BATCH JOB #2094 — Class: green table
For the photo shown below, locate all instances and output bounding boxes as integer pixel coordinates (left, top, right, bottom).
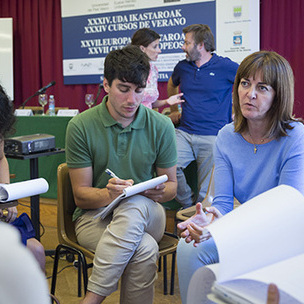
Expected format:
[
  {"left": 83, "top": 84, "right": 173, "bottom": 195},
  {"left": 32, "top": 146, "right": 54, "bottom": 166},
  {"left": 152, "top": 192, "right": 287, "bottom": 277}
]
[{"left": 7, "top": 116, "right": 73, "bottom": 199}]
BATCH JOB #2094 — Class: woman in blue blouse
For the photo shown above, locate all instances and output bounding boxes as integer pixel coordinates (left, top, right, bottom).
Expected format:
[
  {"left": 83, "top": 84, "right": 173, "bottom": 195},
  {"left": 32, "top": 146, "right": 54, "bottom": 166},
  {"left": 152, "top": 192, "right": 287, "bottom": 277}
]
[{"left": 176, "top": 50, "right": 304, "bottom": 303}]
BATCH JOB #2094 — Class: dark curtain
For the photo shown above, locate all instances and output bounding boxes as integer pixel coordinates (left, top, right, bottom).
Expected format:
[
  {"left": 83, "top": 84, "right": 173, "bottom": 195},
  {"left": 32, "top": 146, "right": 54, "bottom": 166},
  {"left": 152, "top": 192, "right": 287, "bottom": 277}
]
[
  {"left": 0, "top": 0, "right": 101, "bottom": 111},
  {"left": 0, "top": 0, "right": 304, "bottom": 117},
  {"left": 260, "top": 0, "right": 304, "bottom": 118}
]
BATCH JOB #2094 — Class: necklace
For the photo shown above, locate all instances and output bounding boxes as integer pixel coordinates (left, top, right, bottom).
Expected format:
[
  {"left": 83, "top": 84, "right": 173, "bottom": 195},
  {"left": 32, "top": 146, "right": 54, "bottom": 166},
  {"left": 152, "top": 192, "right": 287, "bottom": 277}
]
[{"left": 248, "top": 132, "right": 265, "bottom": 154}]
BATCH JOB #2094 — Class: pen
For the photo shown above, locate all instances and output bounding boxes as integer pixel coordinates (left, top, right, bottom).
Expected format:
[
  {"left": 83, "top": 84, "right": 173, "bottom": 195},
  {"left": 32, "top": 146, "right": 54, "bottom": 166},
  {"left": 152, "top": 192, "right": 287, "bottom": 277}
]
[{"left": 105, "top": 168, "right": 119, "bottom": 179}]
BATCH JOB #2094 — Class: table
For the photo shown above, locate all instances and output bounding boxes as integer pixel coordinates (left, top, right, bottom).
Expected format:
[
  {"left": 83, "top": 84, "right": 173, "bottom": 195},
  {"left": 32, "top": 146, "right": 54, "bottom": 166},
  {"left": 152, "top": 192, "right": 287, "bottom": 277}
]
[
  {"left": 7, "top": 116, "right": 73, "bottom": 198},
  {"left": 6, "top": 149, "right": 65, "bottom": 241}
]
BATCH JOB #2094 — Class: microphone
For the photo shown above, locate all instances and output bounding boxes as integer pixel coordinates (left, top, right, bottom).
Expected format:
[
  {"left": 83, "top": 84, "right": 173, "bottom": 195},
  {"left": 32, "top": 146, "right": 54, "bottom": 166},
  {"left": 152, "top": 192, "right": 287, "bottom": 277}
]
[
  {"left": 94, "top": 83, "right": 104, "bottom": 106},
  {"left": 37, "top": 81, "right": 56, "bottom": 94},
  {"left": 21, "top": 81, "right": 56, "bottom": 108}
]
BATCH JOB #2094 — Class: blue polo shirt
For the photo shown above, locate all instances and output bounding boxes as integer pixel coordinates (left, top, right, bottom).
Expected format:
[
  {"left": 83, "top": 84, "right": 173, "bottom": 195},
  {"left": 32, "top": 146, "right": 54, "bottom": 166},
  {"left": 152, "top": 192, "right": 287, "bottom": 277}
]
[{"left": 171, "top": 54, "right": 238, "bottom": 136}]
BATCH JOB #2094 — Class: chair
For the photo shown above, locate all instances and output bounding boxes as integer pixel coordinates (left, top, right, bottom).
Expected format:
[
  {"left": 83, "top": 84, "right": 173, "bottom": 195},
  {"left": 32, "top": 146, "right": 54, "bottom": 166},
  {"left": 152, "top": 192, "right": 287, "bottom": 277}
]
[
  {"left": 50, "top": 294, "right": 61, "bottom": 304},
  {"left": 175, "top": 166, "right": 215, "bottom": 222},
  {"left": 51, "top": 163, "right": 94, "bottom": 299},
  {"left": 158, "top": 232, "right": 178, "bottom": 295},
  {"left": 51, "top": 163, "right": 178, "bottom": 298}
]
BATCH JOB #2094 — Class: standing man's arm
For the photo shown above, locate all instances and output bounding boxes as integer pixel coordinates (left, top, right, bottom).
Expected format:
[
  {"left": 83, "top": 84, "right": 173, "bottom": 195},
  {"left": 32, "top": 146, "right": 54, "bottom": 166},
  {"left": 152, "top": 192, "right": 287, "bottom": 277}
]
[
  {"left": 167, "top": 77, "right": 181, "bottom": 124},
  {"left": 142, "top": 165, "right": 177, "bottom": 203},
  {"left": 69, "top": 166, "right": 133, "bottom": 209}
]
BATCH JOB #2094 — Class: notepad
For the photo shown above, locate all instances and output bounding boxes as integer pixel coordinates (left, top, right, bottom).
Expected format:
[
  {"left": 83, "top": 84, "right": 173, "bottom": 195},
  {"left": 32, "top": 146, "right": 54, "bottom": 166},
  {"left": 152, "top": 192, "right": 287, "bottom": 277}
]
[{"left": 93, "top": 174, "right": 168, "bottom": 220}]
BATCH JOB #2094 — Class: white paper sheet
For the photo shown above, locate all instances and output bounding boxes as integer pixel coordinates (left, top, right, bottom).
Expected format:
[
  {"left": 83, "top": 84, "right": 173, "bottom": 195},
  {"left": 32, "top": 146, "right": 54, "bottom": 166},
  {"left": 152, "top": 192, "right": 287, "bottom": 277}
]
[
  {"left": 0, "top": 178, "right": 49, "bottom": 202},
  {"left": 94, "top": 174, "right": 168, "bottom": 219},
  {"left": 205, "top": 185, "right": 304, "bottom": 303},
  {"left": 206, "top": 185, "right": 304, "bottom": 282}
]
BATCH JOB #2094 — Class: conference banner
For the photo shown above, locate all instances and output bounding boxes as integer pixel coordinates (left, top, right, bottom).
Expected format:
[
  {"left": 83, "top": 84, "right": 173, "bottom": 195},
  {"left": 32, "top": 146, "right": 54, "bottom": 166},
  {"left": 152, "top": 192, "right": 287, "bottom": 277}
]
[
  {"left": 216, "top": 0, "right": 260, "bottom": 64},
  {"left": 61, "top": 0, "right": 259, "bottom": 85}
]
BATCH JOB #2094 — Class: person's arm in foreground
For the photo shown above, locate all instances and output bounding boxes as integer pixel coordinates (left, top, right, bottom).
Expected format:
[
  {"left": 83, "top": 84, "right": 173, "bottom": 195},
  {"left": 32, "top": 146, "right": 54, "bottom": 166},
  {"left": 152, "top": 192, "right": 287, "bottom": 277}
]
[
  {"left": 69, "top": 166, "right": 134, "bottom": 209},
  {"left": 167, "top": 77, "right": 181, "bottom": 124},
  {"left": 142, "top": 165, "right": 177, "bottom": 203},
  {"left": 0, "top": 140, "right": 17, "bottom": 223}
]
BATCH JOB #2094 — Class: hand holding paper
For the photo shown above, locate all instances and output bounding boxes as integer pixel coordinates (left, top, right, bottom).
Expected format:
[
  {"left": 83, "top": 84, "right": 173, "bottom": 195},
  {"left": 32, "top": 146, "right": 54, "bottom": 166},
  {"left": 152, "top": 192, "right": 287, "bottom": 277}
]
[
  {"left": 106, "top": 174, "right": 134, "bottom": 201},
  {"left": 94, "top": 174, "right": 168, "bottom": 220}
]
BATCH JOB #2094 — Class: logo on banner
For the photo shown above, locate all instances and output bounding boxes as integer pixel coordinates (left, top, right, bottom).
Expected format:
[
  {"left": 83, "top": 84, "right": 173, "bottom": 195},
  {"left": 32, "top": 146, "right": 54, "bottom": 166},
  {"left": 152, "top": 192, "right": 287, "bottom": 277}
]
[
  {"left": 233, "top": 31, "right": 242, "bottom": 46},
  {"left": 233, "top": 6, "right": 242, "bottom": 18}
]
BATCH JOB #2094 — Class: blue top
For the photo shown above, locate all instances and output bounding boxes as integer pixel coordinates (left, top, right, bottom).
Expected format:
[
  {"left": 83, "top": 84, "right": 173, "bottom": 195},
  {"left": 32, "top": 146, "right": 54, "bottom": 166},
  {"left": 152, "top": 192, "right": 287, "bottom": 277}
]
[
  {"left": 171, "top": 54, "right": 239, "bottom": 135},
  {"left": 212, "top": 122, "right": 304, "bottom": 215}
]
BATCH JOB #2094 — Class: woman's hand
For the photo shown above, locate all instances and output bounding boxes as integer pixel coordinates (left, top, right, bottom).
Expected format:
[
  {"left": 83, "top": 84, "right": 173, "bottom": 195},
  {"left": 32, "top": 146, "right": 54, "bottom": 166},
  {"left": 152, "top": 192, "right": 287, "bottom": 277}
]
[
  {"left": 188, "top": 206, "right": 223, "bottom": 246},
  {"left": 177, "top": 203, "right": 223, "bottom": 246},
  {"left": 167, "top": 93, "right": 184, "bottom": 106},
  {"left": 187, "top": 222, "right": 212, "bottom": 247},
  {"left": 177, "top": 203, "right": 211, "bottom": 239}
]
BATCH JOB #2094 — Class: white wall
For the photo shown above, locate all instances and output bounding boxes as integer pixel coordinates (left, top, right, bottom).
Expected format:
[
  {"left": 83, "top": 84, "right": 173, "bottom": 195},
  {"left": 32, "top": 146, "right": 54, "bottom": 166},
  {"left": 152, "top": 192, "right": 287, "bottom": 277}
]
[{"left": 0, "top": 18, "right": 14, "bottom": 100}]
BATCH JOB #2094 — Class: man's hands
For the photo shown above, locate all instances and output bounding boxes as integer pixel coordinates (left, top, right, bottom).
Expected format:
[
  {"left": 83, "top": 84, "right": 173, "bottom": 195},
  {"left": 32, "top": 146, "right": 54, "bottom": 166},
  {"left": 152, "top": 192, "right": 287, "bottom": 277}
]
[
  {"left": 177, "top": 203, "right": 223, "bottom": 247},
  {"left": 107, "top": 178, "right": 170, "bottom": 203},
  {"left": 142, "top": 182, "right": 166, "bottom": 202},
  {"left": 106, "top": 177, "right": 134, "bottom": 201}
]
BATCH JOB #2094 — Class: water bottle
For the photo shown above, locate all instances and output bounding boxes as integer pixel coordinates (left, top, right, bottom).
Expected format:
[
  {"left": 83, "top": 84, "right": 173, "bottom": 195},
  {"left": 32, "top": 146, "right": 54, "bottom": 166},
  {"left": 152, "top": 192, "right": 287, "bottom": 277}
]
[
  {"left": 48, "top": 95, "right": 55, "bottom": 116},
  {"left": 178, "top": 103, "right": 182, "bottom": 113}
]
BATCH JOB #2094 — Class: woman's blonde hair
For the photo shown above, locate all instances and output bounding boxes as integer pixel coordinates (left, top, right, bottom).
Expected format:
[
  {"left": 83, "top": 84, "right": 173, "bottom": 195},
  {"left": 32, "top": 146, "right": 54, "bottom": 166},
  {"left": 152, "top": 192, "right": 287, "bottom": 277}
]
[{"left": 233, "top": 50, "right": 295, "bottom": 138}]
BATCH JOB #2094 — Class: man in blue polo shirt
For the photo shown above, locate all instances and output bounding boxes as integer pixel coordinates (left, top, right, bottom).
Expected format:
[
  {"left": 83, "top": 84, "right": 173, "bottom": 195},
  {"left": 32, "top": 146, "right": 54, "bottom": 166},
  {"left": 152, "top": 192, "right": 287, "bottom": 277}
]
[{"left": 168, "top": 24, "right": 238, "bottom": 209}]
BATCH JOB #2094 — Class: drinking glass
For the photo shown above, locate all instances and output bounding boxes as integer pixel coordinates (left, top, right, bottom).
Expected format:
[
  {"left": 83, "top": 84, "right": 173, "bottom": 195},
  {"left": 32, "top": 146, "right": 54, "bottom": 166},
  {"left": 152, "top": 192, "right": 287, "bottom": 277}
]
[
  {"left": 38, "top": 94, "right": 48, "bottom": 115},
  {"left": 85, "top": 94, "right": 94, "bottom": 108}
]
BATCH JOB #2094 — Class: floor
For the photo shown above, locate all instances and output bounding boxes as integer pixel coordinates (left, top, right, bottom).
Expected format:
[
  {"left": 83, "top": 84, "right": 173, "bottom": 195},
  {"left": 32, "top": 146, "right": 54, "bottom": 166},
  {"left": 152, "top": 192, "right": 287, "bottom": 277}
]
[{"left": 17, "top": 198, "right": 182, "bottom": 304}]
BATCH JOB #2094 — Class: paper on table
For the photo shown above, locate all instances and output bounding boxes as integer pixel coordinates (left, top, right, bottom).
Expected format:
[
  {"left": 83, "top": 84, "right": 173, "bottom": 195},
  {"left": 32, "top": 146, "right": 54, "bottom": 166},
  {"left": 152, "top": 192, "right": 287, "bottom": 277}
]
[
  {"left": 205, "top": 185, "right": 304, "bottom": 283},
  {"left": 94, "top": 174, "right": 168, "bottom": 220},
  {"left": 0, "top": 178, "right": 49, "bottom": 202}
]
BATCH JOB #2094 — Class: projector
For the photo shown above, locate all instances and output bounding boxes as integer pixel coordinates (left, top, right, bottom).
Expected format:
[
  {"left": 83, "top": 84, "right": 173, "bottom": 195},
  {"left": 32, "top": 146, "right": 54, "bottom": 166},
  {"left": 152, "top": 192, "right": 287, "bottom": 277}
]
[{"left": 4, "top": 134, "right": 56, "bottom": 155}]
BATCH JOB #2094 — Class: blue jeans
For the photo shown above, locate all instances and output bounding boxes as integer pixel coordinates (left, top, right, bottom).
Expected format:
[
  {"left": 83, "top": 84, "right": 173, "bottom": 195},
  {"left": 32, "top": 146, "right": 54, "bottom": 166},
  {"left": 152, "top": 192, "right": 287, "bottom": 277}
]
[
  {"left": 175, "top": 129, "right": 216, "bottom": 208},
  {"left": 177, "top": 238, "right": 219, "bottom": 304}
]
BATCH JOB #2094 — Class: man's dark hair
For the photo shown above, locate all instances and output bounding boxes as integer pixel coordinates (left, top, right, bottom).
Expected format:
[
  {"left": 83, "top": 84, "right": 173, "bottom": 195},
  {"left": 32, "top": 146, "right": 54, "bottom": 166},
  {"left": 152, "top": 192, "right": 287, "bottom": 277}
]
[
  {"left": 104, "top": 45, "right": 150, "bottom": 87},
  {"left": 0, "top": 85, "right": 15, "bottom": 138}
]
